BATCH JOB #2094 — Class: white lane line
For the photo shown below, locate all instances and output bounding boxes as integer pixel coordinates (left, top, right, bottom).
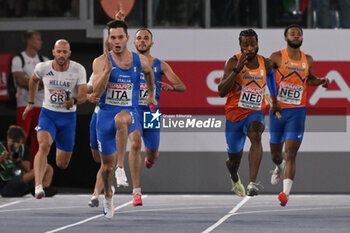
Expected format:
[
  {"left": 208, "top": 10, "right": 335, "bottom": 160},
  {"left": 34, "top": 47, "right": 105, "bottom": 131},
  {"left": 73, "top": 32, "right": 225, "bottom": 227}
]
[
  {"left": 0, "top": 200, "right": 24, "bottom": 209},
  {"left": 0, "top": 205, "right": 81, "bottom": 213},
  {"left": 45, "top": 195, "right": 148, "bottom": 233},
  {"left": 201, "top": 196, "right": 251, "bottom": 233}
]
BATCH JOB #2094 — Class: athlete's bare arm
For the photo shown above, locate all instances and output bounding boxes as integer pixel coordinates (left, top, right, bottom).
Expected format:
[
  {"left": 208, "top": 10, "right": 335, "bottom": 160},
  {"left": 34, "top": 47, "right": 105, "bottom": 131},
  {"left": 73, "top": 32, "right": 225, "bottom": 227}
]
[
  {"left": 264, "top": 57, "right": 281, "bottom": 114},
  {"left": 158, "top": 61, "right": 186, "bottom": 92},
  {"left": 22, "top": 74, "right": 40, "bottom": 119},
  {"left": 139, "top": 54, "right": 157, "bottom": 106},
  {"left": 269, "top": 51, "right": 282, "bottom": 69},
  {"left": 218, "top": 55, "right": 243, "bottom": 97},
  {"left": 87, "top": 84, "right": 93, "bottom": 94},
  {"left": 306, "top": 54, "right": 330, "bottom": 87},
  {"left": 64, "top": 84, "right": 87, "bottom": 108},
  {"left": 92, "top": 48, "right": 113, "bottom": 98}
]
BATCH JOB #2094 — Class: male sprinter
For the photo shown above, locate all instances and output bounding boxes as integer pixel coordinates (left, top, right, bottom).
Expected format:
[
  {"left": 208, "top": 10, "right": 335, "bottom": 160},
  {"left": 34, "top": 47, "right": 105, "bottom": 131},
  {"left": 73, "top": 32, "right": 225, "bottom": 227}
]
[
  {"left": 23, "top": 39, "right": 87, "bottom": 199},
  {"left": 113, "top": 28, "right": 187, "bottom": 206},
  {"left": 218, "top": 29, "right": 281, "bottom": 197},
  {"left": 92, "top": 20, "right": 156, "bottom": 218},
  {"left": 134, "top": 28, "right": 186, "bottom": 168},
  {"left": 269, "top": 24, "right": 329, "bottom": 206}
]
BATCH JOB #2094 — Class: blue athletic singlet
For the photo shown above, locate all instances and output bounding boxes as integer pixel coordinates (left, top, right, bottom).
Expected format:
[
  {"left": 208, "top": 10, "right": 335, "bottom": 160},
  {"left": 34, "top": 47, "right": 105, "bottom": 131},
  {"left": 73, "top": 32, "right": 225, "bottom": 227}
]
[
  {"left": 138, "top": 58, "right": 162, "bottom": 149},
  {"left": 97, "top": 52, "right": 142, "bottom": 155},
  {"left": 99, "top": 52, "right": 142, "bottom": 110},
  {"left": 138, "top": 58, "right": 162, "bottom": 109}
]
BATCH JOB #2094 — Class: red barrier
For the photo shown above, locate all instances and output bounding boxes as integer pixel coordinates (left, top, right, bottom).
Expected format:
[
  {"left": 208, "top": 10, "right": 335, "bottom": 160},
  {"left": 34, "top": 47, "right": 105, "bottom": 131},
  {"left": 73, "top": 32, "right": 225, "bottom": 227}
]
[{"left": 0, "top": 53, "right": 14, "bottom": 101}]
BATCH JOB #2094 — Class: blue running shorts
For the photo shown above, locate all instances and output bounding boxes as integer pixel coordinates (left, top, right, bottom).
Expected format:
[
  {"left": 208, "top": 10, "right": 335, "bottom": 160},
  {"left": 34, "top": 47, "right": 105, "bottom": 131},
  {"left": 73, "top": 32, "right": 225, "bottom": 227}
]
[
  {"left": 37, "top": 108, "right": 76, "bottom": 152},
  {"left": 89, "top": 112, "right": 98, "bottom": 150},
  {"left": 225, "top": 111, "right": 265, "bottom": 154},
  {"left": 137, "top": 107, "right": 160, "bottom": 150},
  {"left": 97, "top": 107, "right": 141, "bottom": 155},
  {"left": 269, "top": 107, "right": 306, "bottom": 144}
]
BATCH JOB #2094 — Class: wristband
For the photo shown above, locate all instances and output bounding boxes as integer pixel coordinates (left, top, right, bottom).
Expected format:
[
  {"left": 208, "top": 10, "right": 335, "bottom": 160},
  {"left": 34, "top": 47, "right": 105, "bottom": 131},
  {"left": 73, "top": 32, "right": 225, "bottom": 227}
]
[
  {"left": 73, "top": 97, "right": 78, "bottom": 105},
  {"left": 28, "top": 101, "right": 34, "bottom": 104},
  {"left": 233, "top": 67, "right": 239, "bottom": 74}
]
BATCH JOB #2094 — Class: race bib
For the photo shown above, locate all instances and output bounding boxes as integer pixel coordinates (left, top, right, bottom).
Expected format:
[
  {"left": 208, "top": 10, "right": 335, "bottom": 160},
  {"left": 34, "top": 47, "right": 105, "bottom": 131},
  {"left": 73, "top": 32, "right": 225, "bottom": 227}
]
[
  {"left": 49, "top": 89, "right": 65, "bottom": 106},
  {"left": 105, "top": 83, "right": 133, "bottom": 106},
  {"left": 278, "top": 81, "right": 303, "bottom": 105},
  {"left": 238, "top": 86, "right": 263, "bottom": 110},
  {"left": 139, "top": 83, "right": 156, "bottom": 106}
]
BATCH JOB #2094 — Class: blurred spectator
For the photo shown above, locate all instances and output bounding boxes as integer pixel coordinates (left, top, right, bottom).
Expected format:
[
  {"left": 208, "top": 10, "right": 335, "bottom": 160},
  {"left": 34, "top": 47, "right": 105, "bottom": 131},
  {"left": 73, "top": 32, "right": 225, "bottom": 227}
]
[
  {"left": 154, "top": 0, "right": 203, "bottom": 27},
  {"left": 0, "top": 0, "right": 78, "bottom": 18},
  {"left": 11, "top": 30, "right": 49, "bottom": 167},
  {"left": 0, "top": 125, "right": 54, "bottom": 197},
  {"left": 316, "top": 0, "right": 350, "bottom": 28},
  {"left": 211, "top": 0, "right": 259, "bottom": 27}
]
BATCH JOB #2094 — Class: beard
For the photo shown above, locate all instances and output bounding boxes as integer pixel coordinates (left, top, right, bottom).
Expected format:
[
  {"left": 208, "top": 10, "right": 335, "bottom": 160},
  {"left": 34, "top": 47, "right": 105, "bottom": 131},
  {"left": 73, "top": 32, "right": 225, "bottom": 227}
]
[
  {"left": 56, "top": 57, "right": 67, "bottom": 66},
  {"left": 136, "top": 45, "right": 150, "bottom": 54},
  {"left": 287, "top": 39, "right": 303, "bottom": 49},
  {"left": 241, "top": 46, "right": 259, "bottom": 61}
]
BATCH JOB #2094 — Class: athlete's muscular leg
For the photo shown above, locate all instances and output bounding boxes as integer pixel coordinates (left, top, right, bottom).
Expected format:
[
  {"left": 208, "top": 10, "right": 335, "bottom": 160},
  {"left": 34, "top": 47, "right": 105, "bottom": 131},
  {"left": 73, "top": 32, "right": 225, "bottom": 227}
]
[
  {"left": 91, "top": 149, "right": 103, "bottom": 196},
  {"left": 115, "top": 110, "right": 132, "bottom": 168},
  {"left": 226, "top": 150, "right": 243, "bottom": 182},
  {"left": 145, "top": 147, "right": 159, "bottom": 164},
  {"left": 128, "top": 130, "right": 142, "bottom": 188},
  {"left": 270, "top": 142, "right": 284, "bottom": 166},
  {"left": 284, "top": 139, "right": 301, "bottom": 180},
  {"left": 91, "top": 149, "right": 101, "bottom": 163},
  {"left": 42, "top": 164, "right": 54, "bottom": 188},
  {"left": 101, "top": 153, "right": 115, "bottom": 199},
  {"left": 56, "top": 149, "right": 72, "bottom": 169},
  {"left": 93, "top": 165, "right": 104, "bottom": 196},
  {"left": 246, "top": 122, "right": 264, "bottom": 183},
  {"left": 34, "top": 130, "right": 53, "bottom": 186}
]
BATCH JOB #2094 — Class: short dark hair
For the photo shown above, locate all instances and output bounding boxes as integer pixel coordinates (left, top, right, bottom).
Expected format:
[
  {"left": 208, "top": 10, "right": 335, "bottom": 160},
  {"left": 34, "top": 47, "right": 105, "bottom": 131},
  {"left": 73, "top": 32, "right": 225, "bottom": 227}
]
[
  {"left": 284, "top": 24, "right": 303, "bottom": 36},
  {"left": 239, "top": 29, "right": 258, "bottom": 44},
  {"left": 23, "top": 30, "right": 40, "bottom": 43},
  {"left": 107, "top": 20, "right": 128, "bottom": 35},
  {"left": 135, "top": 28, "right": 153, "bottom": 40},
  {"left": 7, "top": 125, "right": 26, "bottom": 142}
]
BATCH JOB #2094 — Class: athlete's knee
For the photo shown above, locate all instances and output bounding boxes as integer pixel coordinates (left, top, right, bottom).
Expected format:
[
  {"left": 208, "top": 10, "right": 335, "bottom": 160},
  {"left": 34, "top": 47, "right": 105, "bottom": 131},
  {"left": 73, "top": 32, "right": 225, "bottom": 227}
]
[
  {"left": 115, "top": 112, "right": 130, "bottom": 129},
  {"left": 102, "top": 163, "right": 114, "bottom": 174},
  {"left": 38, "top": 143, "right": 51, "bottom": 155},
  {"left": 56, "top": 160, "right": 69, "bottom": 169},
  {"left": 247, "top": 131, "right": 262, "bottom": 144},
  {"left": 130, "top": 138, "right": 141, "bottom": 153}
]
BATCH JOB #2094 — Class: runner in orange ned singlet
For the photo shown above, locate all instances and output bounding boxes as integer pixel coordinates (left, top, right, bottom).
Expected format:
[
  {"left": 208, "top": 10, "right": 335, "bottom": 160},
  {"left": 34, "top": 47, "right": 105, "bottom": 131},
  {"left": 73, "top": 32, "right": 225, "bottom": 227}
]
[
  {"left": 218, "top": 29, "right": 281, "bottom": 197},
  {"left": 269, "top": 24, "right": 330, "bottom": 207}
]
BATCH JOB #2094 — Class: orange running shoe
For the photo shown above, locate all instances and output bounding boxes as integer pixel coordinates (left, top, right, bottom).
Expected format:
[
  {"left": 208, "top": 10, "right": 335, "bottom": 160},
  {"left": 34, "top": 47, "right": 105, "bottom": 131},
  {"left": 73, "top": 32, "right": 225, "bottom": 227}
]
[
  {"left": 133, "top": 192, "right": 143, "bottom": 206},
  {"left": 278, "top": 192, "right": 288, "bottom": 207}
]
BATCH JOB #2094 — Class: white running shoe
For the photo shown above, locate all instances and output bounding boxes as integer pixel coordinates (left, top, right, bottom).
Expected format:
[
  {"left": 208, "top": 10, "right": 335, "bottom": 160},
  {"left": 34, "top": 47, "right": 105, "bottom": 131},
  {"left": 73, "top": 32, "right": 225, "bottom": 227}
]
[
  {"left": 115, "top": 167, "right": 129, "bottom": 187},
  {"left": 247, "top": 182, "right": 263, "bottom": 196},
  {"left": 88, "top": 195, "right": 99, "bottom": 207},
  {"left": 271, "top": 160, "right": 286, "bottom": 185},
  {"left": 103, "top": 186, "right": 115, "bottom": 218},
  {"left": 35, "top": 184, "right": 45, "bottom": 199}
]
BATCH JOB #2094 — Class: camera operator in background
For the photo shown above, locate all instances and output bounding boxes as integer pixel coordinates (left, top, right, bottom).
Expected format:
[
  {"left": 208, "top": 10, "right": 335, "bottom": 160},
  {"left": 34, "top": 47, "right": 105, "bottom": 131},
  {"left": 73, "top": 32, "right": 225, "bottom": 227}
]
[{"left": 0, "top": 125, "right": 54, "bottom": 197}]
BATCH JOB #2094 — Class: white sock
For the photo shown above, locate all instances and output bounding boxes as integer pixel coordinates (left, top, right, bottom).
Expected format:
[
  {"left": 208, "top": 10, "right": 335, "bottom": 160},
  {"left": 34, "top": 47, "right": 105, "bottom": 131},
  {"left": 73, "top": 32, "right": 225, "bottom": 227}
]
[
  {"left": 283, "top": 178, "right": 293, "bottom": 195},
  {"left": 35, "top": 184, "right": 43, "bottom": 191},
  {"left": 133, "top": 188, "right": 141, "bottom": 194}
]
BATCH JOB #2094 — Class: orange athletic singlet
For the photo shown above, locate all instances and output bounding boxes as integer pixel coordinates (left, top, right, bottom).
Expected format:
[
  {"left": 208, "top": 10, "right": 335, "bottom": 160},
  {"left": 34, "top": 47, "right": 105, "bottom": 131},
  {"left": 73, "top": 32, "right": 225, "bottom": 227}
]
[
  {"left": 275, "top": 48, "right": 309, "bottom": 108},
  {"left": 225, "top": 53, "right": 267, "bottom": 122}
]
